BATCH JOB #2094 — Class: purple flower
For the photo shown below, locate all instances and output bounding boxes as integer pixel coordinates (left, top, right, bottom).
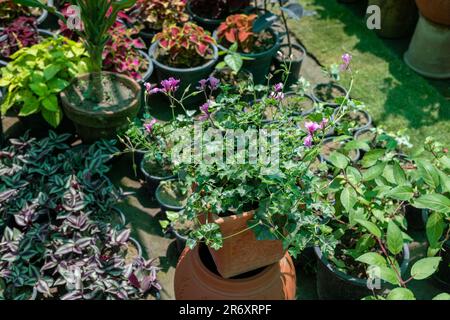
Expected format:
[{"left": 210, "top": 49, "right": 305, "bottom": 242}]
[
  {"left": 304, "top": 135, "right": 313, "bottom": 148},
  {"left": 144, "top": 82, "right": 152, "bottom": 93},
  {"left": 305, "top": 121, "right": 321, "bottom": 134},
  {"left": 199, "top": 101, "right": 211, "bottom": 121},
  {"left": 274, "top": 83, "right": 283, "bottom": 92},
  {"left": 320, "top": 118, "right": 329, "bottom": 130},
  {"left": 144, "top": 118, "right": 157, "bottom": 133},
  {"left": 160, "top": 77, "right": 180, "bottom": 93},
  {"left": 197, "top": 78, "right": 208, "bottom": 90},
  {"left": 208, "top": 76, "right": 220, "bottom": 91},
  {"left": 340, "top": 53, "right": 352, "bottom": 71}
]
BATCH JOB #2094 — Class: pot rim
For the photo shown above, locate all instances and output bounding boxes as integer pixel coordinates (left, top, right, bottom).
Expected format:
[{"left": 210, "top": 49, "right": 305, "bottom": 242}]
[
  {"left": 129, "top": 237, "right": 143, "bottom": 257},
  {"left": 277, "top": 43, "right": 307, "bottom": 63},
  {"left": 155, "top": 178, "right": 187, "bottom": 211},
  {"left": 334, "top": 108, "right": 373, "bottom": 132},
  {"left": 60, "top": 71, "right": 141, "bottom": 116},
  {"left": 149, "top": 40, "right": 219, "bottom": 73},
  {"left": 314, "top": 243, "right": 410, "bottom": 287},
  {"left": 139, "top": 156, "right": 176, "bottom": 181},
  {"left": 283, "top": 91, "right": 317, "bottom": 117},
  {"left": 213, "top": 28, "right": 281, "bottom": 59},
  {"left": 138, "top": 50, "right": 154, "bottom": 84},
  {"left": 312, "top": 82, "right": 349, "bottom": 107}
]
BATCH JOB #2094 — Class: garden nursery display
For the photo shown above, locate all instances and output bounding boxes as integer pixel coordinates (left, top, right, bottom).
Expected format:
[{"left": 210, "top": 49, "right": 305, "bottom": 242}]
[{"left": 0, "top": 0, "right": 449, "bottom": 305}]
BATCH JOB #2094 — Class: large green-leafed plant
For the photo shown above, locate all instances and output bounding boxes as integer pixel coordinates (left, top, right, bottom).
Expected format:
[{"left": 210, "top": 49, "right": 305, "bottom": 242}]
[
  {"left": 0, "top": 37, "right": 88, "bottom": 127},
  {"left": 14, "top": 0, "right": 137, "bottom": 102}
]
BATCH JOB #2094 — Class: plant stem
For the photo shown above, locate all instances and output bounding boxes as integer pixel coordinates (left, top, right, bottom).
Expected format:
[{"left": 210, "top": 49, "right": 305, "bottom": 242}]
[
  {"left": 278, "top": 0, "right": 292, "bottom": 56},
  {"left": 376, "top": 237, "right": 406, "bottom": 288}
]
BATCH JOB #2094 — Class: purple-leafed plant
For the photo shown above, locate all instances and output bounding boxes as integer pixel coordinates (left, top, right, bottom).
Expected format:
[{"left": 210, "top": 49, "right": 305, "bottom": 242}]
[
  {"left": 0, "top": 131, "right": 161, "bottom": 300},
  {"left": 0, "top": 16, "right": 39, "bottom": 59}
]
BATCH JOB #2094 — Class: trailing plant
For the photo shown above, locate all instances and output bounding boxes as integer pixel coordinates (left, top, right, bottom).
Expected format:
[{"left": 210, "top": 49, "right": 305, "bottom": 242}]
[
  {"left": 153, "top": 23, "right": 216, "bottom": 68},
  {"left": 0, "top": 131, "right": 161, "bottom": 300},
  {"left": 130, "top": 0, "right": 189, "bottom": 31},
  {"left": 0, "top": 16, "right": 39, "bottom": 59},
  {"left": 0, "top": 36, "right": 88, "bottom": 127}
]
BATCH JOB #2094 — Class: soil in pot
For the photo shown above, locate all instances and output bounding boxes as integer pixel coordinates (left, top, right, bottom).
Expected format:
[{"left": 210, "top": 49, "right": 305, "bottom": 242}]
[
  {"left": 61, "top": 72, "right": 141, "bottom": 143},
  {"left": 141, "top": 156, "right": 175, "bottom": 197},
  {"left": 320, "top": 138, "right": 360, "bottom": 163},
  {"left": 281, "top": 93, "right": 315, "bottom": 116},
  {"left": 336, "top": 110, "right": 372, "bottom": 133},
  {"left": 313, "top": 83, "right": 347, "bottom": 107},
  {"left": 156, "top": 179, "right": 191, "bottom": 212},
  {"left": 211, "top": 67, "right": 253, "bottom": 89}
]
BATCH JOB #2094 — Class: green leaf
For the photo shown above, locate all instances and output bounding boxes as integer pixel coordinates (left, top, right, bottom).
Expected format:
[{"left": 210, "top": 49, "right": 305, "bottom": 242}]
[
  {"left": 344, "top": 140, "right": 370, "bottom": 152},
  {"left": 355, "top": 219, "right": 382, "bottom": 238},
  {"left": 224, "top": 53, "right": 243, "bottom": 74},
  {"left": 43, "top": 64, "right": 61, "bottom": 80},
  {"left": 438, "top": 169, "right": 450, "bottom": 193},
  {"left": 362, "top": 162, "right": 386, "bottom": 181},
  {"left": 18, "top": 95, "right": 40, "bottom": 116},
  {"left": 387, "top": 220, "right": 403, "bottom": 255},
  {"left": 368, "top": 265, "right": 400, "bottom": 285},
  {"left": 29, "top": 82, "right": 48, "bottom": 97},
  {"left": 387, "top": 288, "right": 415, "bottom": 300},
  {"left": 433, "top": 293, "right": 450, "bottom": 300},
  {"left": 411, "top": 257, "right": 442, "bottom": 280},
  {"left": 328, "top": 151, "right": 348, "bottom": 169},
  {"left": 426, "top": 212, "right": 445, "bottom": 248},
  {"left": 416, "top": 159, "right": 440, "bottom": 189},
  {"left": 356, "top": 252, "right": 387, "bottom": 267},
  {"left": 340, "top": 186, "right": 357, "bottom": 212},
  {"left": 393, "top": 162, "right": 406, "bottom": 185},
  {"left": 42, "top": 95, "right": 58, "bottom": 112},
  {"left": 346, "top": 166, "right": 362, "bottom": 185},
  {"left": 41, "top": 107, "right": 62, "bottom": 128},
  {"left": 413, "top": 194, "right": 450, "bottom": 213},
  {"left": 48, "top": 78, "right": 70, "bottom": 92},
  {"left": 386, "top": 186, "right": 414, "bottom": 201},
  {"left": 361, "top": 149, "right": 385, "bottom": 168}
]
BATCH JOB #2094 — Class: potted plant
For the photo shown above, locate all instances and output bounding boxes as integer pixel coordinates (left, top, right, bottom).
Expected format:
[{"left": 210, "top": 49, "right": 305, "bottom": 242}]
[
  {"left": 0, "top": 17, "right": 55, "bottom": 62},
  {"left": 160, "top": 210, "right": 195, "bottom": 257},
  {"left": 314, "top": 142, "right": 446, "bottom": 299},
  {"left": 312, "top": 82, "right": 348, "bottom": 108},
  {"left": 16, "top": 0, "right": 143, "bottom": 143},
  {"left": 155, "top": 179, "right": 191, "bottom": 215},
  {"left": 126, "top": 0, "right": 189, "bottom": 44},
  {"left": 0, "top": 36, "right": 88, "bottom": 132},
  {"left": 149, "top": 22, "right": 218, "bottom": 99},
  {"left": 187, "top": 0, "right": 251, "bottom": 31},
  {"left": 408, "top": 137, "right": 450, "bottom": 290},
  {"left": 0, "top": 0, "right": 52, "bottom": 32},
  {"left": 214, "top": 13, "right": 280, "bottom": 84},
  {"left": 334, "top": 105, "right": 373, "bottom": 135},
  {"left": 0, "top": 131, "right": 161, "bottom": 300}
]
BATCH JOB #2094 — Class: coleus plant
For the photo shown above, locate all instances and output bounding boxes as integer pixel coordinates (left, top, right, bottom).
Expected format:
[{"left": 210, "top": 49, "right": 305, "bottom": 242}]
[
  {"left": 0, "top": 131, "right": 161, "bottom": 300},
  {"left": 0, "top": 0, "right": 34, "bottom": 27},
  {"left": 130, "top": 0, "right": 189, "bottom": 31},
  {"left": 0, "top": 16, "right": 39, "bottom": 59},
  {"left": 153, "top": 22, "right": 216, "bottom": 68},
  {"left": 0, "top": 36, "right": 88, "bottom": 127}
]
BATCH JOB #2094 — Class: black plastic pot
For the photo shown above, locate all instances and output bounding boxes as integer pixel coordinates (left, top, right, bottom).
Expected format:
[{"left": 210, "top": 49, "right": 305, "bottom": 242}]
[
  {"left": 214, "top": 28, "right": 281, "bottom": 85},
  {"left": 186, "top": 0, "right": 225, "bottom": 32},
  {"left": 155, "top": 178, "right": 186, "bottom": 216},
  {"left": 314, "top": 244, "right": 410, "bottom": 300},
  {"left": 149, "top": 40, "right": 218, "bottom": 102},
  {"left": 319, "top": 136, "right": 361, "bottom": 164},
  {"left": 405, "top": 205, "right": 429, "bottom": 231},
  {"left": 274, "top": 43, "right": 306, "bottom": 89},
  {"left": 312, "top": 83, "right": 348, "bottom": 108},
  {"left": 434, "top": 240, "right": 450, "bottom": 291},
  {"left": 140, "top": 158, "right": 176, "bottom": 198},
  {"left": 334, "top": 108, "right": 373, "bottom": 133}
]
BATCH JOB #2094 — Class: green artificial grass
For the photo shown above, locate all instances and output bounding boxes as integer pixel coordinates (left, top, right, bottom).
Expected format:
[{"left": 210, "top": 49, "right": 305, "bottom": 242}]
[{"left": 289, "top": 0, "right": 450, "bottom": 151}]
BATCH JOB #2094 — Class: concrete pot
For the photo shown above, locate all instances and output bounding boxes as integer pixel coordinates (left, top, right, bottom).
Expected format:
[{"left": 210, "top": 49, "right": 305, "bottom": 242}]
[
  {"left": 368, "top": 0, "right": 418, "bottom": 38},
  {"left": 404, "top": 14, "right": 450, "bottom": 79},
  {"left": 174, "top": 244, "right": 296, "bottom": 300},
  {"left": 416, "top": 0, "right": 450, "bottom": 26}
]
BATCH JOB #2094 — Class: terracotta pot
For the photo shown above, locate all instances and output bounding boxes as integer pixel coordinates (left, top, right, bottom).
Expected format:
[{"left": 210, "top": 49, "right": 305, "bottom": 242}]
[
  {"left": 416, "top": 0, "right": 450, "bottom": 26},
  {"left": 199, "top": 211, "right": 284, "bottom": 278},
  {"left": 174, "top": 244, "right": 296, "bottom": 300}
]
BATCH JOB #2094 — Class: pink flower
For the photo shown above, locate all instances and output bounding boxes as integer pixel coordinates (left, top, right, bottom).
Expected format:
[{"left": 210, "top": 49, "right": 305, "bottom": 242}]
[
  {"left": 208, "top": 76, "right": 220, "bottom": 91},
  {"left": 197, "top": 78, "right": 208, "bottom": 90},
  {"left": 274, "top": 83, "right": 283, "bottom": 92},
  {"left": 144, "top": 82, "right": 152, "bottom": 92},
  {"left": 199, "top": 101, "right": 211, "bottom": 121},
  {"left": 304, "top": 135, "right": 313, "bottom": 148},
  {"left": 160, "top": 77, "right": 180, "bottom": 93},
  {"left": 340, "top": 53, "right": 352, "bottom": 71},
  {"left": 305, "top": 121, "right": 321, "bottom": 134},
  {"left": 320, "top": 118, "right": 329, "bottom": 130},
  {"left": 144, "top": 119, "right": 157, "bottom": 133}
]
